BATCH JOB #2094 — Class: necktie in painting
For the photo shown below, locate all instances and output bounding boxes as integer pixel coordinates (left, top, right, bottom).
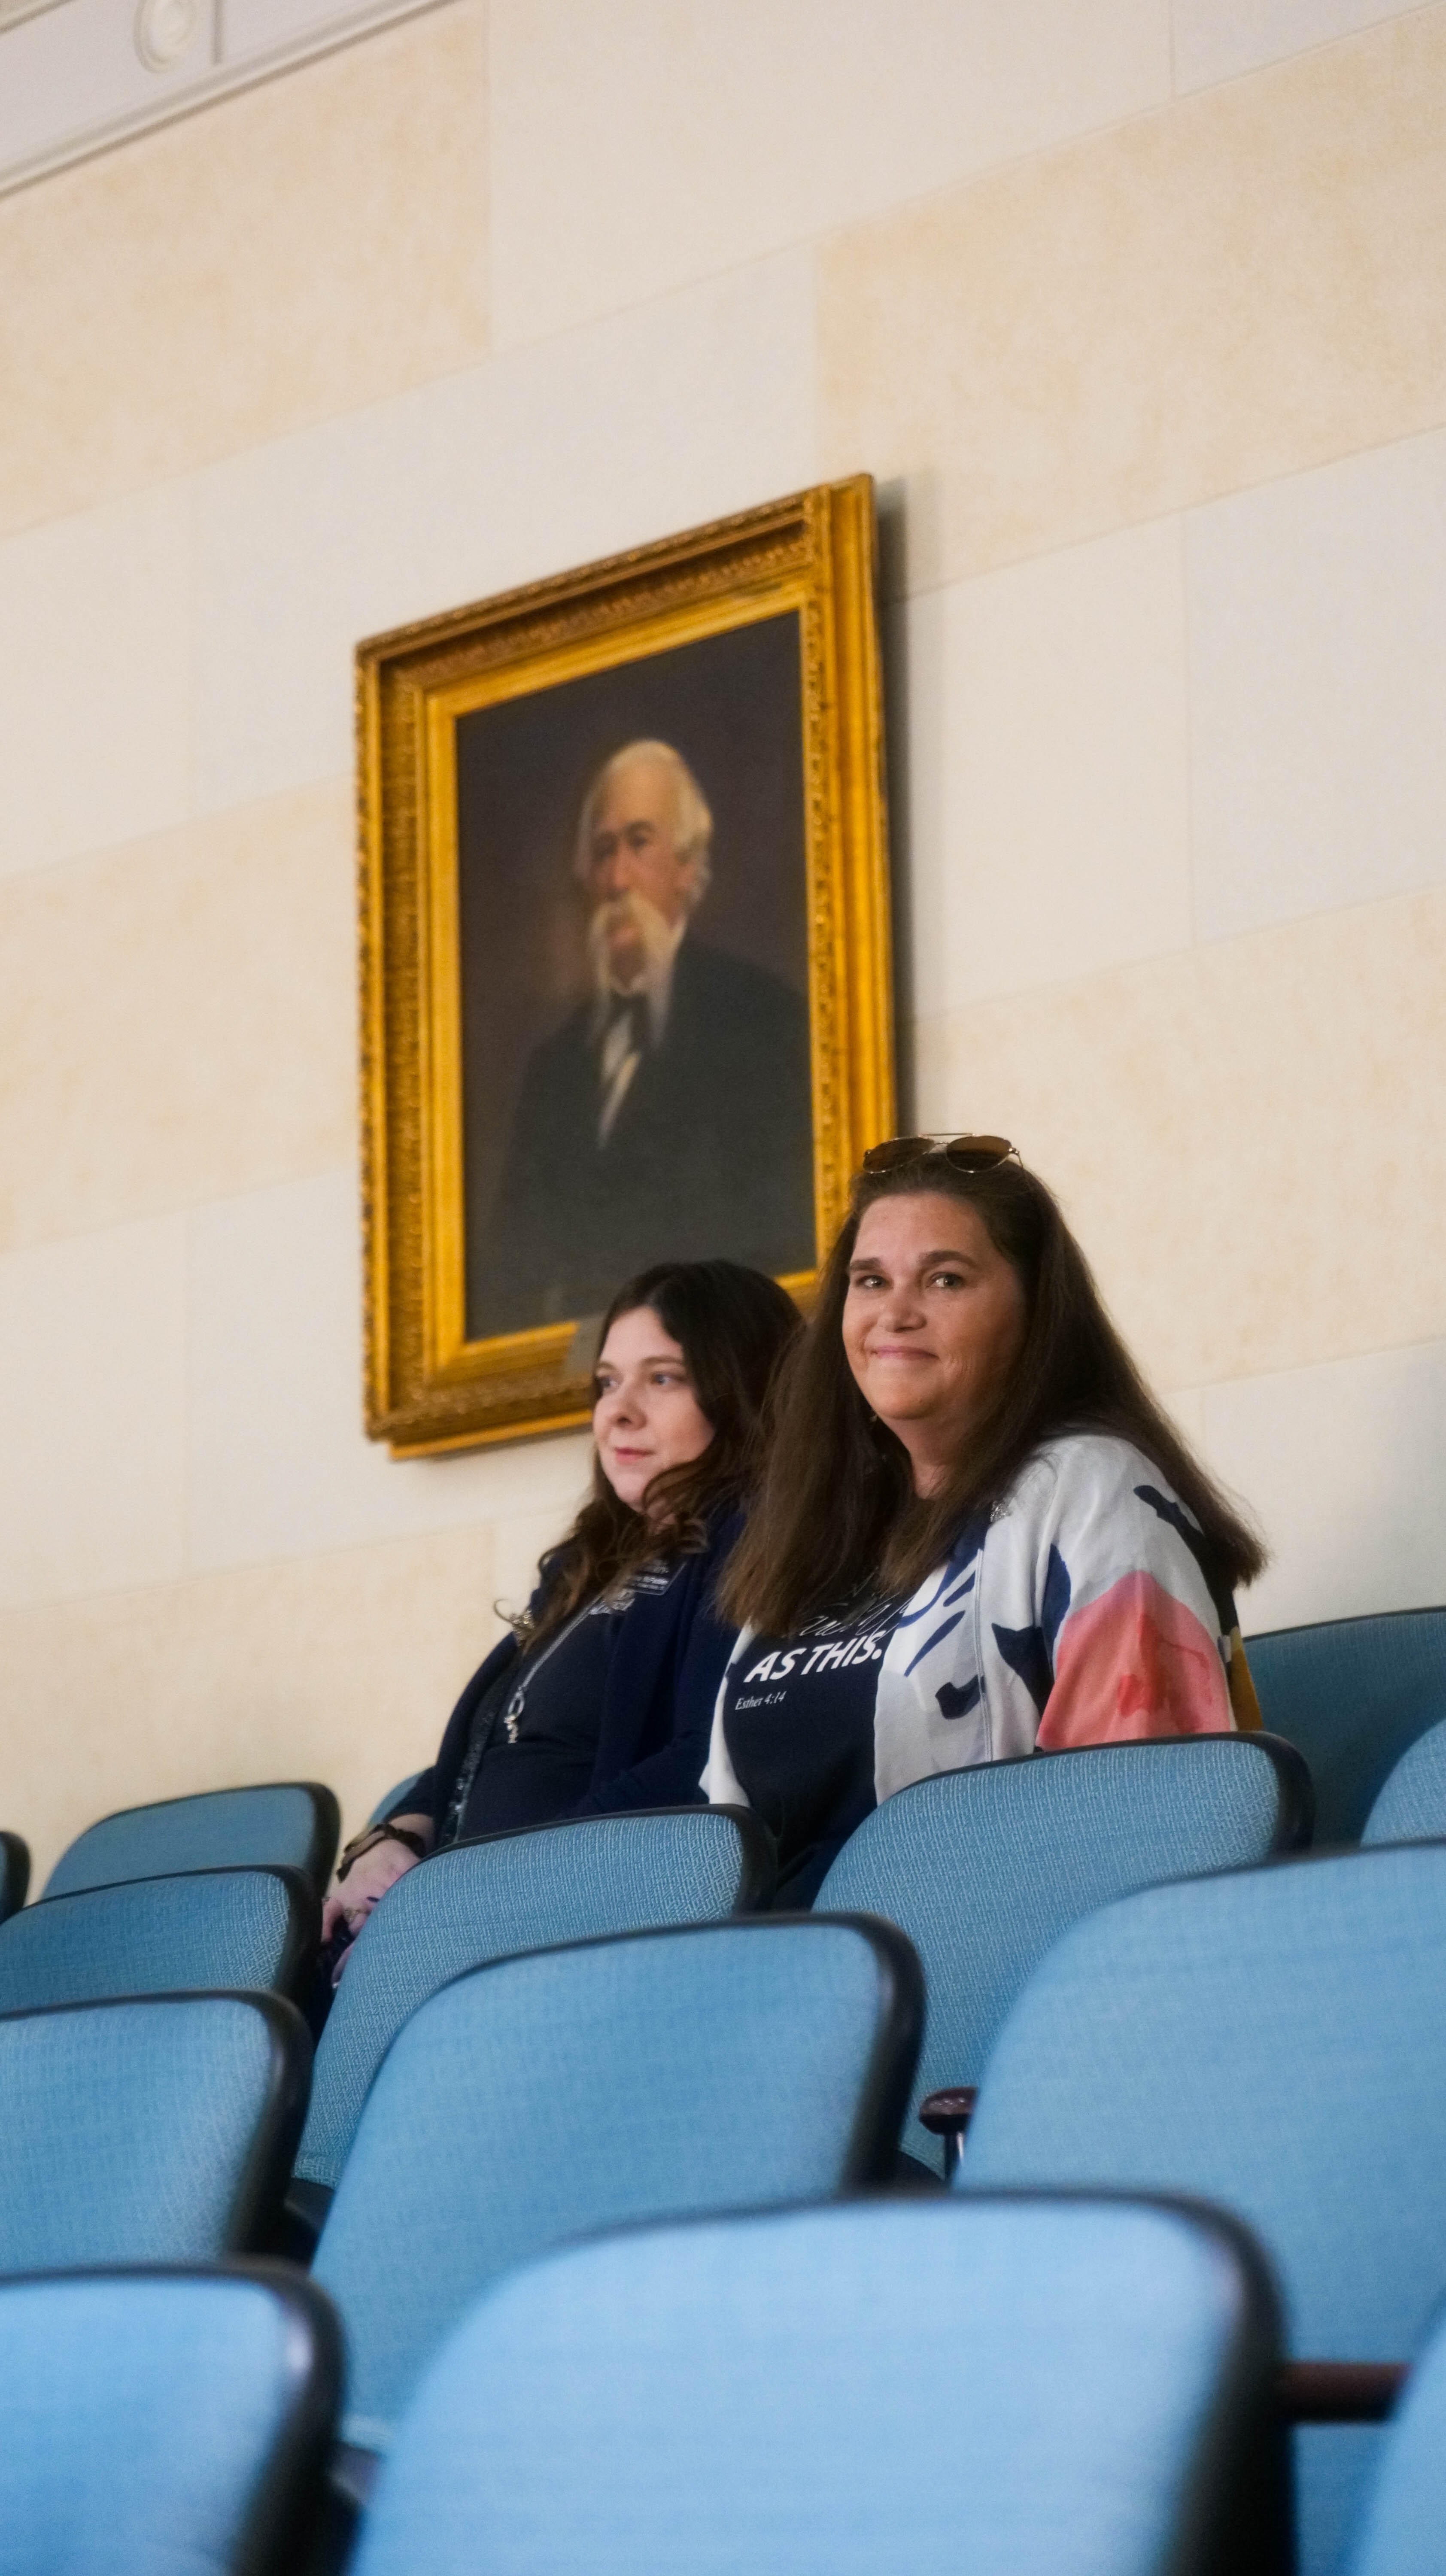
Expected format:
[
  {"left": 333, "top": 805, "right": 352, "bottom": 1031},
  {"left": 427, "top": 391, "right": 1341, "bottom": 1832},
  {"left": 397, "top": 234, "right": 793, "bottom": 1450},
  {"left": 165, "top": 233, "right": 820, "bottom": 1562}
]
[{"left": 598, "top": 992, "right": 648, "bottom": 1145}]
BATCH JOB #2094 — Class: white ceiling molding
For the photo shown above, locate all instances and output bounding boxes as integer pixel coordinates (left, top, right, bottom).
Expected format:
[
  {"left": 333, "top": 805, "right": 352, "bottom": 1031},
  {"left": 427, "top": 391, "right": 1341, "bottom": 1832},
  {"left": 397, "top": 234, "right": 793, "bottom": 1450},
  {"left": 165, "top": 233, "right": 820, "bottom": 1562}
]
[
  {"left": 0, "top": 0, "right": 452, "bottom": 194},
  {"left": 0, "top": 0, "right": 67, "bottom": 30}
]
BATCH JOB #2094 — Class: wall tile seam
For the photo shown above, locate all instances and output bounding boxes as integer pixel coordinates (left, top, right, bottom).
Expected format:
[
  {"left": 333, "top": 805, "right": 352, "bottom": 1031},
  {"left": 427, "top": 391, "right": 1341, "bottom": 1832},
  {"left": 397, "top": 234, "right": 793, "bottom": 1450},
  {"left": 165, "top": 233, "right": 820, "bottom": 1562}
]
[
  {"left": 10, "top": 163, "right": 1445, "bottom": 575},
  {"left": 0, "top": 334, "right": 495, "bottom": 557},
  {"left": 177, "top": 243, "right": 819, "bottom": 529},
  {"left": 0, "top": 454, "right": 199, "bottom": 560},
  {"left": 905, "top": 872, "right": 1446, "bottom": 1024},
  {"left": 0, "top": 1157, "right": 361, "bottom": 1268},
  {"left": 881, "top": 501, "right": 1179, "bottom": 610},
  {"left": 179, "top": 1186, "right": 199, "bottom": 1603},
  {"left": 483, "top": 4, "right": 1445, "bottom": 364},
  {"left": 1197, "top": 1326, "right": 1446, "bottom": 1405},
  {"left": 176, "top": 1523, "right": 509, "bottom": 1595},
  {"left": 0, "top": 0, "right": 493, "bottom": 541},
  {"left": 181, "top": 468, "right": 200, "bottom": 831},
  {"left": 6, "top": 1328, "right": 1443, "bottom": 1620},
  {"left": 1177, "top": 506, "right": 1203, "bottom": 951},
  {"left": 6, "top": 394, "right": 1439, "bottom": 636},
  {"left": 1182, "top": 1338, "right": 1446, "bottom": 1422},
  {"left": 0, "top": 237, "right": 808, "bottom": 551},
  {"left": 0, "top": 1513, "right": 507, "bottom": 1626},
  {"left": 0, "top": 766, "right": 351, "bottom": 893},
  {"left": 0, "top": 0, "right": 468, "bottom": 207},
  {"left": 811, "top": 0, "right": 1446, "bottom": 282},
  {"left": 0, "top": 366, "right": 407, "bottom": 547},
  {"left": 0, "top": 12, "right": 1436, "bottom": 547},
  {"left": 4, "top": 893, "right": 1433, "bottom": 1258},
  {"left": 0, "top": 816, "right": 192, "bottom": 893},
  {"left": 876, "top": 397, "right": 1446, "bottom": 607},
  {"left": 0, "top": 54, "right": 1208, "bottom": 535},
  {"left": 482, "top": 99, "right": 1172, "bottom": 370},
  {"left": 1169, "top": 0, "right": 1444, "bottom": 101}
]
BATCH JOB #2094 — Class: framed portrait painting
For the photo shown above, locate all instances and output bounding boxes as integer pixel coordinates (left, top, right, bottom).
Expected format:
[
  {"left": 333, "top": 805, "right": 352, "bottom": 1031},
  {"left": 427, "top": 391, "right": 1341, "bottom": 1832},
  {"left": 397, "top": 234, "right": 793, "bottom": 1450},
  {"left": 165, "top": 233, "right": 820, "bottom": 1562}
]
[{"left": 358, "top": 474, "right": 894, "bottom": 1455}]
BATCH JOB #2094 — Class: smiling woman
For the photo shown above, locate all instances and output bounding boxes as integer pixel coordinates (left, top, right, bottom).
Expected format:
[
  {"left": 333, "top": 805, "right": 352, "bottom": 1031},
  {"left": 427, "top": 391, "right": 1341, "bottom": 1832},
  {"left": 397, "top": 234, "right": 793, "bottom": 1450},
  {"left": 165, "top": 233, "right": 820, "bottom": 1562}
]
[
  {"left": 841, "top": 1196, "right": 1028, "bottom": 1497},
  {"left": 708, "top": 1142, "right": 1267, "bottom": 1905},
  {"left": 317, "top": 1260, "right": 799, "bottom": 1994}
]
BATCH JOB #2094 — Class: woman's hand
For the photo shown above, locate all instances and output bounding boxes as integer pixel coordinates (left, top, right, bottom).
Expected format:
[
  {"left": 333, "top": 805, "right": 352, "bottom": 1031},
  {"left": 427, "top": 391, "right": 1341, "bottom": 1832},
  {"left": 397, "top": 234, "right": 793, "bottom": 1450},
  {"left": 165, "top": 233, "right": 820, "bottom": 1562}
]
[{"left": 320, "top": 1814, "right": 432, "bottom": 1951}]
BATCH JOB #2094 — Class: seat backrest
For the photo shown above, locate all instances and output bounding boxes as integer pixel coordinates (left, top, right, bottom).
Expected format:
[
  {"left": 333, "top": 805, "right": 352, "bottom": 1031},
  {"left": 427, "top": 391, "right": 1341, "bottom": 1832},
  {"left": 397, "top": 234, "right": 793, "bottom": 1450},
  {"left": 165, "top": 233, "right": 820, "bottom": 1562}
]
[
  {"left": 962, "top": 1841, "right": 1446, "bottom": 2576},
  {"left": 1362, "top": 1717, "right": 1446, "bottom": 1848},
  {"left": 816, "top": 1734, "right": 1311, "bottom": 2171},
  {"left": 0, "top": 1867, "right": 317, "bottom": 2015},
  {"left": 353, "top": 2193, "right": 1278, "bottom": 2576},
  {"left": 297, "top": 1805, "right": 775, "bottom": 2190},
  {"left": 1247, "top": 1611, "right": 1446, "bottom": 1843},
  {"left": 0, "top": 1993, "right": 310, "bottom": 2268},
  {"left": 313, "top": 1912, "right": 920, "bottom": 2449},
  {"left": 0, "top": 2263, "right": 339, "bottom": 2573},
  {"left": 0, "top": 1833, "right": 30, "bottom": 1923},
  {"left": 43, "top": 1781, "right": 340, "bottom": 1899},
  {"left": 1349, "top": 2292, "right": 1446, "bottom": 2576},
  {"left": 368, "top": 1774, "right": 424, "bottom": 1825}
]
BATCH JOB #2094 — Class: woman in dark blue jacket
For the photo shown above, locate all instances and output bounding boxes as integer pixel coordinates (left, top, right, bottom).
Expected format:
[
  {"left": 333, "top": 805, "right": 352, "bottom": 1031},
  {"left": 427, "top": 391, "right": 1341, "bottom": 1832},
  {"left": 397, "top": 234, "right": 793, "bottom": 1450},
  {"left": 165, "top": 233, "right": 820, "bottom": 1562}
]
[{"left": 321, "top": 1259, "right": 799, "bottom": 1963}]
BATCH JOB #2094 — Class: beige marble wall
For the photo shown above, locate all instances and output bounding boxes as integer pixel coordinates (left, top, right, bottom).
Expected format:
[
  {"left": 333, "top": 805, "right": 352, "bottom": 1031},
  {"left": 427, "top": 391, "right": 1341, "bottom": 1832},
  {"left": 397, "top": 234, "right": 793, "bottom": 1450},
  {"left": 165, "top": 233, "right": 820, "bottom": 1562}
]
[
  {"left": 819, "top": 8, "right": 1446, "bottom": 591},
  {"left": 0, "top": 0, "right": 489, "bottom": 538},
  {"left": 3, "top": 0, "right": 1444, "bottom": 1880}
]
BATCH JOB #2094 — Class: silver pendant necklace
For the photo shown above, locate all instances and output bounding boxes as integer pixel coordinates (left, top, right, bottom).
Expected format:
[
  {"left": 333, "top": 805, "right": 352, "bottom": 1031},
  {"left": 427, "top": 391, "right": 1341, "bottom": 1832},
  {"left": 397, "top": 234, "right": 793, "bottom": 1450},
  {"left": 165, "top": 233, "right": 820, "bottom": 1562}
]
[{"left": 501, "top": 1601, "right": 594, "bottom": 1744}]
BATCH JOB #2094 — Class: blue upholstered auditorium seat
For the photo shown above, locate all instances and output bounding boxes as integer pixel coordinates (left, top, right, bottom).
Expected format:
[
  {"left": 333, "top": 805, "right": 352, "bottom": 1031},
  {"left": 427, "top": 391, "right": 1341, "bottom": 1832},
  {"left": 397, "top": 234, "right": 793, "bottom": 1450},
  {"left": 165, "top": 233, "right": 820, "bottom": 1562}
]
[
  {"left": 0, "top": 1833, "right": 29, "bottom": 1922},
  {"left": 0, "top": 2264, "right": 339, "bottom": 2573},
  {"left": 1362, "top": 1717, "right": 1446, "bottom": 1848},
  {"left": 312, "top": 1913, "right": 919, "bottom": 2457},
  {"left": 0, "top": 1993, "right": 310, "bottom": 2267},
  {"left": 368, "top": 1774, "right": 424, "bottom": 1825},
  {"left": 0, "top": 1865, "right": 317, "bottom": 2014},
  {"left": 295, "top": 1806, "right": 774, "bottom": 2195},
  {"left": 1349, "top": 2296, "right": 1446, "bottom": 2576},
  {"left": 1247, "top": 1610, "right": 1446, "bottom": 1843},
  {"left": 43, "top": 1780, "right": 340, "bottom": 1900},
  {"left": 815, "top": 1734, "right": 1311, "bottom": 2171},
  {"left": 350, "top": 2194, "right": 1278, "bottom": 2576},
  {"left": 960, "top": 1841, "right": 1446, "bottom": 2576}
]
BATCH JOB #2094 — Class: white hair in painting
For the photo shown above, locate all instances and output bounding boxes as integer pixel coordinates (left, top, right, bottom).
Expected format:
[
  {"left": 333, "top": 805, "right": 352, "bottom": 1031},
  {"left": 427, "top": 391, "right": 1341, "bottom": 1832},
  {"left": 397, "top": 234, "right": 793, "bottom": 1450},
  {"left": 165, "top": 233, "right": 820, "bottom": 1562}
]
[{"left": 573, "top": 739, "right": 714, "bottom": 904}]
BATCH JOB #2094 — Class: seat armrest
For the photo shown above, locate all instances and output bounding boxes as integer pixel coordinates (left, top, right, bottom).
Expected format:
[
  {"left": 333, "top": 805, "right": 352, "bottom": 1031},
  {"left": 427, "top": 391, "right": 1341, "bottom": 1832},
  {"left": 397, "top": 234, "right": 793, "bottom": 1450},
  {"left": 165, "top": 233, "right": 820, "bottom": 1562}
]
[
  {"left": 1276, "top": 2362, "right": 1407, "bottom": 2421},
  {"left": 271, "top": 2176, "right": 333, "bottom": 2265},
  {"left": 917, "top": 2087, "right": 978, "bottom": 2181}
]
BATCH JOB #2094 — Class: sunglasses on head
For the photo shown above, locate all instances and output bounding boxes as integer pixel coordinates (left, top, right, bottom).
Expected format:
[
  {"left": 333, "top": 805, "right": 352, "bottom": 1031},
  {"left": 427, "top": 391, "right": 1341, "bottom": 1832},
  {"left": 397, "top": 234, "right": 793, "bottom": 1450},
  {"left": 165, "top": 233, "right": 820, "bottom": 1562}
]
[{"left": 861, "top": 1132, "right": 1019, "bottom": 1176}]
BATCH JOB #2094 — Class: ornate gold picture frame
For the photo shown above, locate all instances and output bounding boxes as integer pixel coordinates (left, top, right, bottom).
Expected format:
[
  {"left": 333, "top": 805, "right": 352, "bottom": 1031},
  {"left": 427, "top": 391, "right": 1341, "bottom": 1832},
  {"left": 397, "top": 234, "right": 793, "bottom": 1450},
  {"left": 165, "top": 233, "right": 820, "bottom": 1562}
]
[{"left": 358, "top": 474, "right": 894, "bottom": 1456}]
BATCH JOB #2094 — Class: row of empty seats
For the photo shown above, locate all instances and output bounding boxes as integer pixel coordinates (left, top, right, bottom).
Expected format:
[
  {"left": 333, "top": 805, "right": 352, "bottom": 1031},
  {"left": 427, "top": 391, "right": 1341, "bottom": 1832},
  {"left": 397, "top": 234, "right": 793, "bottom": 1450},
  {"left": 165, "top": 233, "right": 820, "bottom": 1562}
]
[
  {"left": 0, "top": 1738, "right": 1303, "bottom": 2196},
  {"left": 0, "top": 1792, "right": 1444, "bottom": 2561},
  {"left": 3, "top": 2178, "right": 1446, "bottom": 2573},
  {"left": 0, "top": 1700, "right": 1435, "bottom": 2203},
  {"left": 0, "top": 1602, "right": 1442, "bottom": 2573}
]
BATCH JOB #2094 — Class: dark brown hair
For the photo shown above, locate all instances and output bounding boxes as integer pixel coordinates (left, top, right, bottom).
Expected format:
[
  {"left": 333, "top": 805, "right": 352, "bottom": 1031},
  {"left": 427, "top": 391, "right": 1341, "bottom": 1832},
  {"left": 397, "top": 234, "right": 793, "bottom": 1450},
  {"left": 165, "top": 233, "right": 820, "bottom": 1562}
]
[
  {"left": 522, "top": 1259, "right": 802, "bottom": 1647},
  {"left": 721, "top": 1151, "right": 1266, "bottom": 1635}
]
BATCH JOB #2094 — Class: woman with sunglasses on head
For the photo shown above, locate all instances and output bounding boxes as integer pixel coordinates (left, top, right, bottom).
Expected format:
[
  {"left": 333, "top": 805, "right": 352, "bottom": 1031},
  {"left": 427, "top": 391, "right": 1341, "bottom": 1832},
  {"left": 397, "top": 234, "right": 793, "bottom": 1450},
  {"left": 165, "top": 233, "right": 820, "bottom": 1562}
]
[
  {"left": 321, "top": 1258, "right": 800, "bottom": 1977},
  {"left": 705, "top": 1139, "right": 1265, "bottom": 1908}
]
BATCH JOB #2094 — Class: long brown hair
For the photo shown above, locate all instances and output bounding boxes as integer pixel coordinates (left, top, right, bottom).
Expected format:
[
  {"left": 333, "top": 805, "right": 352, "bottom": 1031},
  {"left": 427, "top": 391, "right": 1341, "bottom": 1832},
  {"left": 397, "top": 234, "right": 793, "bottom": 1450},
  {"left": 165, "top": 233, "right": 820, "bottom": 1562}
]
[
  {"left": 522, "top": 1260, "right": 802, "bottom": 1648},
  {"left": 721, "top": 1152, "right": 1266, "bottom": 1635}
]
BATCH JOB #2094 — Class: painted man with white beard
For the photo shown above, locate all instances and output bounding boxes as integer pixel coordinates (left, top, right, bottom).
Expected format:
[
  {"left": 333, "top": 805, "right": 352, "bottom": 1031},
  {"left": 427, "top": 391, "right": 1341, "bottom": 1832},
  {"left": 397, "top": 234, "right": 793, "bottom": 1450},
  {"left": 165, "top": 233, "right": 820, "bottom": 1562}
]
[{"left": 471, "top": 740, "right": 814, "bottom": 1335}]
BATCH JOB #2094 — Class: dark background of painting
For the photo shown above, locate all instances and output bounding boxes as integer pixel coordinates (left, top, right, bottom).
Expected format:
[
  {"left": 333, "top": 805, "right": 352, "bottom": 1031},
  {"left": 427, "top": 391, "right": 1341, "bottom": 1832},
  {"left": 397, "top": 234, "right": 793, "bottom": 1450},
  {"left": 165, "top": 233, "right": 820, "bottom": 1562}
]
[{"left": 456, "top": 610, "right": 808, "bottom": 1337}]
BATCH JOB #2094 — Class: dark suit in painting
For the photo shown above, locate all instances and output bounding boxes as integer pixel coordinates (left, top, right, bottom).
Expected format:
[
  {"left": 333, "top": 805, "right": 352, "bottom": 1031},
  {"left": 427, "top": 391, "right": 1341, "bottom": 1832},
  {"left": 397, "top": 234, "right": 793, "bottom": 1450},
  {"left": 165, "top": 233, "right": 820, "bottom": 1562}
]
[{"left": 470, "top": 938, "right": 813, "bottom": 1336}]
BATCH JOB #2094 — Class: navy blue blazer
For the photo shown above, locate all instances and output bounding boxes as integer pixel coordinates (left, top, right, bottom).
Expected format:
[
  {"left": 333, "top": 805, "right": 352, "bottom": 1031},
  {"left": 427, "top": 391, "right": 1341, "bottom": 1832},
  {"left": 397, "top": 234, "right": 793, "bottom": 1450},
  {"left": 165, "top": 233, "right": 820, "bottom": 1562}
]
[{"left": 398, "top": 1511, "right": 743, "bottom": 1835}]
